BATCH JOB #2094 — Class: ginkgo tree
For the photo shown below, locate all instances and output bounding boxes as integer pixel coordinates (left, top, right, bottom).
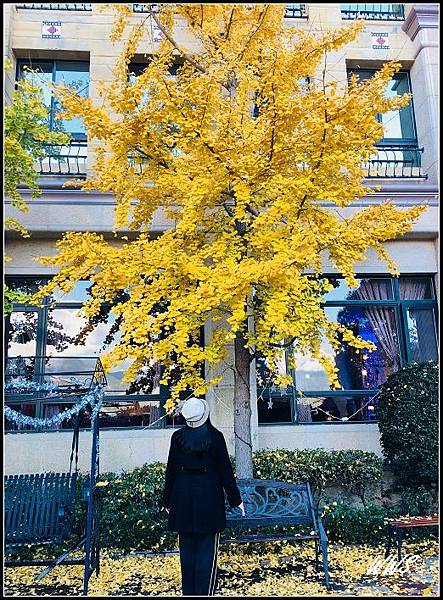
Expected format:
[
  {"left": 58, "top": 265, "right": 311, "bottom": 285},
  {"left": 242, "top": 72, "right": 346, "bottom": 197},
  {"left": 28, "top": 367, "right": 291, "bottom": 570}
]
[{"left": 31, "top": 4, "right": 427, "bottom": 478}]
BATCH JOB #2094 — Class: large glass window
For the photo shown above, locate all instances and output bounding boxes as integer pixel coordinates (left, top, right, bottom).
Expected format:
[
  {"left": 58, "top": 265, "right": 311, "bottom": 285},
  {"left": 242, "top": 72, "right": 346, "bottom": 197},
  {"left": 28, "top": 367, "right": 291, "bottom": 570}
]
[
  {"left": 5, "top": 277, "right": 201, "bottom": 431},
  {"left": 17, "top": 59, "right": 89, "bottom": 140},
  {"left": 347, "top": 70, "right": 417, "bottom": 145},
  {"left": 257, "top": 275, "right": 438, "bottom": 425}
]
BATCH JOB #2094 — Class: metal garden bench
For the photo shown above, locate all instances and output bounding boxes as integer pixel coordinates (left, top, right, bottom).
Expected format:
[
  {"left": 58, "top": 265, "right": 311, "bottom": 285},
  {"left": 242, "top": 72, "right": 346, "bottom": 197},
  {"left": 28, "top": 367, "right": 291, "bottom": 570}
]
[
  {"left": 222, "top": 479, "right": 331, "bottom": 589},
  {"left": 5, "top": 472, "right": 78, "bottom": 548},
  {"left": 385, "top": 514, "right": 439, "bottom": 560}
]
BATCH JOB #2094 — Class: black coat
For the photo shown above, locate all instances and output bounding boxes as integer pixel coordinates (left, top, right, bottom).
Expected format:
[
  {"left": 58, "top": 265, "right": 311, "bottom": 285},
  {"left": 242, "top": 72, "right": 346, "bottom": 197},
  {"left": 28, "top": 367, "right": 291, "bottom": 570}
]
[{"left": 161, "top": 423, "right": 242, "bottom": 534}]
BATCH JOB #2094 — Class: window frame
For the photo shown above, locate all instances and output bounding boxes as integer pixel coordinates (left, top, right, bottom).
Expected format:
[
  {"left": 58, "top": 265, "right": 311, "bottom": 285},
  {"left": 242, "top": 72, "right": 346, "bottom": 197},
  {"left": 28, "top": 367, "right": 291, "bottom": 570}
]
[
  {"left": 256, "top": 274, "right": 438, "bottom": 425},
  {"left": 5, "top": 275, "right": 205, "bottom": 431},
  {"left": 16, "top": 58, "right": 90, "bottom": 141},
  {"left": 346, "top": 69, "right": 419, "bottom": 147}
]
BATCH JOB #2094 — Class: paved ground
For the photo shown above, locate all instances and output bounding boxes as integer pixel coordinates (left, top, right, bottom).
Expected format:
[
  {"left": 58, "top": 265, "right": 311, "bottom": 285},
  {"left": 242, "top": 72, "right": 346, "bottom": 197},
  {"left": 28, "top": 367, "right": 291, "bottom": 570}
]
[{"left": 4, "top": 540, "right": 439, "bottom": 596}]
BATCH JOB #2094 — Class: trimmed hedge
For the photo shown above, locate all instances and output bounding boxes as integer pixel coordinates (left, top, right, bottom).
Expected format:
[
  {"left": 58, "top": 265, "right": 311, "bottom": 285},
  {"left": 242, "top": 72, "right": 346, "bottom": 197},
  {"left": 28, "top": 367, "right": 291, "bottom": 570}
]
[
  {"left": 252, "top": 448, "right": 384, "bottom": 505},
  {"left": 76, "top": 448, "right": 385, "bottom": 551},
  {"left": 321, "top": 499, "right": 395, "bottom": 544},
  {"left": 377, "top": 360, "right": 438, "bottom": 493},
  {"left": 7, "top": 448, "right": 436, "bottom": 558}
]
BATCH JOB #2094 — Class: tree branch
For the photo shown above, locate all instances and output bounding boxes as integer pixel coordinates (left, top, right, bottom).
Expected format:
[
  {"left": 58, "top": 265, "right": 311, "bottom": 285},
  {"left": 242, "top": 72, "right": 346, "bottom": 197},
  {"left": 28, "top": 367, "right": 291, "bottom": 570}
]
[{"left": 148, "top": 9, "right": 207, "bottom": 75}]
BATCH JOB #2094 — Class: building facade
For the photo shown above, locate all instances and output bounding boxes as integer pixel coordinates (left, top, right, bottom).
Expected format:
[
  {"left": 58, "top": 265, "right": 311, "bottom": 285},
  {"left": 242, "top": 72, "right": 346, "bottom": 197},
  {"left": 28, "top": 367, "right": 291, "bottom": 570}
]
[{"left": 4, "top": 3, "right": 439, "bottom": 474}]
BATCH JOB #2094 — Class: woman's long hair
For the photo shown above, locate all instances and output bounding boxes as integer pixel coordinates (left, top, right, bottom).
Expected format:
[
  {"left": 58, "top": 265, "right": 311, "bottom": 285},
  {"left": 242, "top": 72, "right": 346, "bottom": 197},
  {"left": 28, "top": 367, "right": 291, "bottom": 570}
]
[{"left": 175, "top": 417, "right": 216, "bottom": 455}]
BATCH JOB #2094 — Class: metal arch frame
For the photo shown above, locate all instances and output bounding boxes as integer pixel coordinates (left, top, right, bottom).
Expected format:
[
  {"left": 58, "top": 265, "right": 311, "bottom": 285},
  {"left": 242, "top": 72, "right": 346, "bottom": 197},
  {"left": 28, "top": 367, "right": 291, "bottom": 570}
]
[{"left": 4, "top": 358, "right": 105, "bottom": 596}]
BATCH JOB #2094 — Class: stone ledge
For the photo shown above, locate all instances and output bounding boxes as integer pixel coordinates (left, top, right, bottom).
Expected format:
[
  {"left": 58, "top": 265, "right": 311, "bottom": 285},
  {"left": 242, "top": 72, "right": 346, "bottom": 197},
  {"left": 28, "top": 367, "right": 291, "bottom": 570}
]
[{"left": 402, "top": 4, "right": 439, "bottom": 41}]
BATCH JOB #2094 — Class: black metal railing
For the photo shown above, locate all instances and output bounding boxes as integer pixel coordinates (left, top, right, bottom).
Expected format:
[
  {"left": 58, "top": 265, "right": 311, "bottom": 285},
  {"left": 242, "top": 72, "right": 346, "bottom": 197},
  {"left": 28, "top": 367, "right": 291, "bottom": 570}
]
[
  {"left": 132, "top": 3, "right": 158, "bottom": 12},
  {"left": 133, "top": 4, "right": 307, "bottom": 17},
  {"left": 128, "top": 152, "right": 149, "bottom": 174},
  {"left": 16, "top": 3, "right": 92, "bottom": 10},
  {"left": 284, "top": 4, "right": 308, "bottom": 18},
  {"left": 364, "top": 145, "right": 426, "bottom": 179},
  {"left": 341, "top": 4, "right": 405, "bottom": 21},
  {"left": 37, "top": 141, "right": 87, "bottom": 177}
]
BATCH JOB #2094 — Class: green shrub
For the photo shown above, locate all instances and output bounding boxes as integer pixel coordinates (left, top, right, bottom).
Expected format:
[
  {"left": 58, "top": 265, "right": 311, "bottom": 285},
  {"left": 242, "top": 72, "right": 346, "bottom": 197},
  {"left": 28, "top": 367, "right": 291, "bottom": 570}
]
[
  {"left": 7, "top": 448, "right": 434, "bottom": 557},
  {"left": 377, "top": 361, "right": 438, "bottom": 492},
  {"left": 321, "top": 499, "right": 394, "bottom": 544},
  {"left": 252, "top": 448, "right": 384, "bottom": 505},
  {"left": 399, "top": 486, "right": 436, "bottom": 516},
  {"left": 69, "top": 463, "right": 176, "bottom": 553}
]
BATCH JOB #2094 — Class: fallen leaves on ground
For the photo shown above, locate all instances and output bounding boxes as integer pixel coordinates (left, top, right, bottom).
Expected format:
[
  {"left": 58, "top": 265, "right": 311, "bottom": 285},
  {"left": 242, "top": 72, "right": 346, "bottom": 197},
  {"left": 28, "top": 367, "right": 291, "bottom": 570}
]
[{"left": 4, "top": 540, "right": 439, "bottom": 596}]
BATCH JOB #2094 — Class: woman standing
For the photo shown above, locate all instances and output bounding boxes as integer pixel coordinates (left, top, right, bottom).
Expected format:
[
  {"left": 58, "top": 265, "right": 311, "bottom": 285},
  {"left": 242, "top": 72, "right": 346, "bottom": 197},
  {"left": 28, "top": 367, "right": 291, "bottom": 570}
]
[{"left": 161, "top": 397, "right": 245, "bottom": 596}]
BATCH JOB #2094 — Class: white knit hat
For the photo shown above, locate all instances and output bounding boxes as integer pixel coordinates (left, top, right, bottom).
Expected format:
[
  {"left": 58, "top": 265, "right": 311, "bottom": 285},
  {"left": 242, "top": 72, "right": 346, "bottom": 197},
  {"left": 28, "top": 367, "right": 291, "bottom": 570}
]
[{"left": 180, "top": 397, "right": 210, "bottom": 428}]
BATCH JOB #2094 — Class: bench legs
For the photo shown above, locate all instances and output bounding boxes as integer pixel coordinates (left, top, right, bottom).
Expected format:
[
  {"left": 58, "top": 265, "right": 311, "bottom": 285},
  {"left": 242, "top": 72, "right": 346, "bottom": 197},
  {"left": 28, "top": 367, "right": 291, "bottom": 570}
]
[
  {"left": 320, "top": 539, "right": 331, "bottom": 590},
  {"left": 396, "top": 528, "right": 404, "bottom": 562},
  {"left": 314, "top": 539, "right": 319, "bottom": 570},
  {"left": 35, "top": 537, "right": 86, "bottom": 582},
  {"left": 385, "top": 525, "right": 405, "bottom": 562},
  {"left": 385, "top": 524, "right": 393, "bottom": 559}
]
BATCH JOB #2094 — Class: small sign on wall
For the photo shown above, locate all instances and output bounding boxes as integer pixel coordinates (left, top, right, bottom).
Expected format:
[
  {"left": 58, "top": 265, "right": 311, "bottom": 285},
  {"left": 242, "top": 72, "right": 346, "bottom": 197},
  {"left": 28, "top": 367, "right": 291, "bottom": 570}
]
[
  {"left": 371, "top": 32, "right": 389, "bottom": 50},
  {"left": 148, "top": 17, "right": 164, "bottom": 43},
  {"left": 42, "top": 21, "right": 61, "bottom": 39}
]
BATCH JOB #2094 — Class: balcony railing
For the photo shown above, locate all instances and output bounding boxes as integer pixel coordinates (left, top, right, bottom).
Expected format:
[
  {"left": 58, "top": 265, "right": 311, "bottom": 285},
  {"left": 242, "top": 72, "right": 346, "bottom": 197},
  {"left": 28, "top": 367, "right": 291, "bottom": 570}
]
[
  {"left": 132, "top": 4, "right": 307, "bottom": 17},
  {"left": 36, "top": 141, "right": 87, "bottom": 177},
  {"left": 132, "top": 3, "right": 158, "bottom": 12},
  {"left": 35, "top": 143, "right": 425, "bottom": 179},
  {"left": 341, "top": 4, "right": 405, "bottom": 21},
  {"left": 284, "top": 4, "right": 308, "bottom": 18},
  {"left": 364, "top": 145, "right": 426, "bottom": 179},
  {"left": 16, "top": 3, "right": 92, "bottom": 10}
]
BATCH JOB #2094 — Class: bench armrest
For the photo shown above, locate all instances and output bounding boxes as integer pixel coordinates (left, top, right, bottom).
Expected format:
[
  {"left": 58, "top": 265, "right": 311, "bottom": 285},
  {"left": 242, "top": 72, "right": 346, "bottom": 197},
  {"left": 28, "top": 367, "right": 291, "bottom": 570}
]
[{"left": 314, "top": 507, "right": 328, "bottom": 543}]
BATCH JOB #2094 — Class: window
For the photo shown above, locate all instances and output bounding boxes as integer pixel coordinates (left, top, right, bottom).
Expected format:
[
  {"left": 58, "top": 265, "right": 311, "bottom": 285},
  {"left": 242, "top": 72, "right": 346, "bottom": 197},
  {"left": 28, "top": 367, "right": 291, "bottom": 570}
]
[
  {"left": 347, "top": 69, "right": 424, "bottom": 178},
  {"left": 17, "top": 59, "right": 89, "bottom": 140},
  {"left": 127, "top": 61, "right": 181, "bottom": 170},
  {"left": 16, "top": 4, "right": 92, "bottom": 10},
  {"left": 284, "top": 4, "right": 307, "bottom": 18},
  {"left": 257, "top": 275, "right": 438, "bottom": 425},
  {"left": 5, "top": 277, "right": 203, "bottom": 431},
  {"left": 256, "top": 353, "right": 294, "bottom": 424},
  {"left": 350, "top": 71, "right": 416, "bottom": 144},
  {"left": 341, "top": 4, "right": 404, "bottom": 20}
]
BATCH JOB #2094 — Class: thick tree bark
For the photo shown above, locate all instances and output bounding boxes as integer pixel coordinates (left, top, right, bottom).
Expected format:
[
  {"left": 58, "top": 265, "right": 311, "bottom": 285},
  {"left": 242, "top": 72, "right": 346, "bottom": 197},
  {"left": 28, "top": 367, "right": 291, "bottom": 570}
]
[{"left": 233, "top": 329, "right": 254, "bottom": 480}]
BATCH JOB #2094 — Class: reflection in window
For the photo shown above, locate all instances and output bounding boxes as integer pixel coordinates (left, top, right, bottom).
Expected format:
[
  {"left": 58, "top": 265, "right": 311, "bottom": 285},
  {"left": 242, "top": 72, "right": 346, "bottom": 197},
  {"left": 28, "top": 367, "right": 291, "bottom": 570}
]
[
  {"left": 44, "top": 308, "right": 161, "bottom": 396},
  {"left": 295, "top": 305, "right": 400, "bottom": 390},
  {"left": 7, "top": 277, "right": 50, "bottom": 297},
  {"left": 347, "top": 70, "right": 416, "bottom": 143},
  {"left": 399, "top": 278, "right": 434, "bottom": 300},
  {"left": 324, "top": 277, "right": 393, "bottom": 301},
  {"left": 18, "top": 60, "right": 89, "bottom": 139},
  {"left": 51, "top": 279, "right": 94, "bottom": 303},
  {"left": 7, "top": 312, "right": 39, "bottom": 357},
  {"left": 297, "top": 394, "right": 380, "bottom": 423},
  {"left": 99, "top": 399, "right": 163, "bottom": 428},
  {"left": 406, "top": 309, "right": 438, "bottom": 363}
]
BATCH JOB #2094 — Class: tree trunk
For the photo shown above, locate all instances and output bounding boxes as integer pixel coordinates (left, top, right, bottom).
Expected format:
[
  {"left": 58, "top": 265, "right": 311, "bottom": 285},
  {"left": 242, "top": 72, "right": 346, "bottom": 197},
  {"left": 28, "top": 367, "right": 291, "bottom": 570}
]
[{"left": 233, "top": 329, "right": 254, "bottom": 480}]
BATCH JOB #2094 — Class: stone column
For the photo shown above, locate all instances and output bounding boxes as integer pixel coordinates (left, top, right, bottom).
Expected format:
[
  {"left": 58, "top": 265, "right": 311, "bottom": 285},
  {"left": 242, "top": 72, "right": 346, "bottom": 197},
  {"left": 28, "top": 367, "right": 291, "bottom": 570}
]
[{"left": 402, "top": 5, "right": 439, "bottom": 185}]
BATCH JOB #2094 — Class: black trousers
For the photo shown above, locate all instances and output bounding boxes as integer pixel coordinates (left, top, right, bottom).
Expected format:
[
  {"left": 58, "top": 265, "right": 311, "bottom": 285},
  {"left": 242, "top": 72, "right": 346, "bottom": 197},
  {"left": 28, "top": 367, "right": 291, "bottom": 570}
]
[{"left": 178, "top": 531, "right": 220, "bottom": 596}]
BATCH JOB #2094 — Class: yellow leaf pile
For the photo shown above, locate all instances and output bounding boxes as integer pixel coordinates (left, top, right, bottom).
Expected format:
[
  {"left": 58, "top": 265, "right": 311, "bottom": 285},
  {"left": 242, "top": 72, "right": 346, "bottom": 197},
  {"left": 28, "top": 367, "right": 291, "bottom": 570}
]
[{"left": 4, "top": 540, "right": 439, "bottom": 596}]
